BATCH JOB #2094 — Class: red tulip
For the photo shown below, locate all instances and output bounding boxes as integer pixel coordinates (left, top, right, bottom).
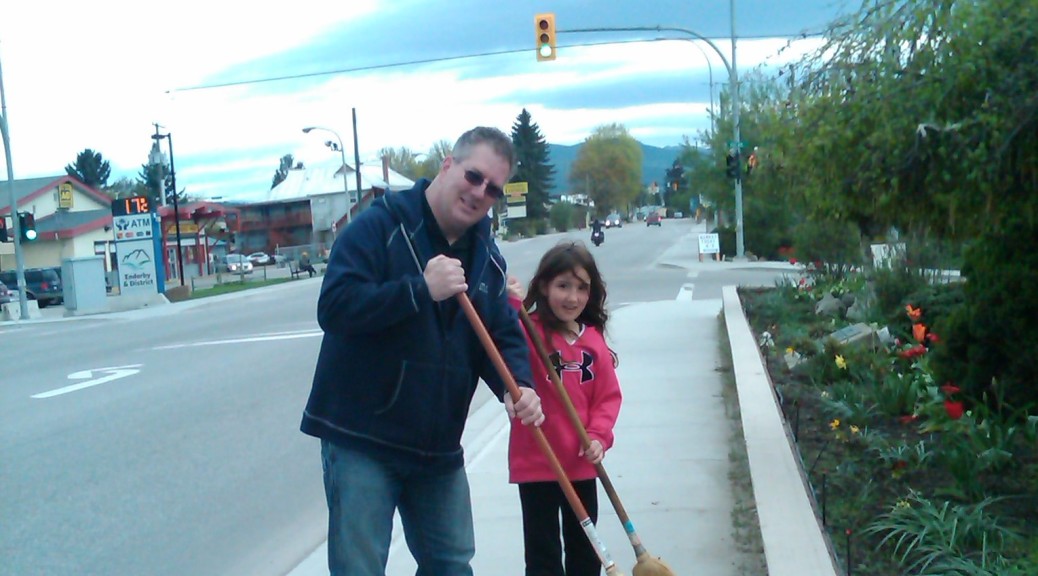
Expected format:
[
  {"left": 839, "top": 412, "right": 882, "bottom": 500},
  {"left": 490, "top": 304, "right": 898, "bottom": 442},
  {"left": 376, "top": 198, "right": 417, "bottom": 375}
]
[
  {"left": 898, "top": 344, "right": 927, "bottom": 359},
  {"left": 940, "top": 383, "right": 960, "bottom": 395},
  {"left": 944, "top": 400, "right": 964, "bottom": 420}
]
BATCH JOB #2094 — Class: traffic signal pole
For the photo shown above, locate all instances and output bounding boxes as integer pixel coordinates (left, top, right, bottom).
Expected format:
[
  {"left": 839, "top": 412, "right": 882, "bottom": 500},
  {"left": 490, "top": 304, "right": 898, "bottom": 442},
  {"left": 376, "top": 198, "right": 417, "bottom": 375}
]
[
  {"left": 730, "top": 0, "right": 745, "bottom": 259},
  {"left": 0, "top": 50, "right": 31, "bottom": 319}
]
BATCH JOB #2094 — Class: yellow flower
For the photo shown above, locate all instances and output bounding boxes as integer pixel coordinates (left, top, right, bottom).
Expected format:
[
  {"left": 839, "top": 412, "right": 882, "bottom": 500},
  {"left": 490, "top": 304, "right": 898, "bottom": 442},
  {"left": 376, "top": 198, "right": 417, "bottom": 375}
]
[
  {"left": 895, "top": 499, "right": 911, "bottom": 510},
  {"left": 829, "top": 418, "right": 841, "bottom": 430},
  {"left": 835, "top": 354, "right": 847, "bottom": 370},
  {"left": 786, "top": 346, "right": 795, "bottom": 355},
  {"left": 849, "top": 425, "right": 860, "bottom": 435}
]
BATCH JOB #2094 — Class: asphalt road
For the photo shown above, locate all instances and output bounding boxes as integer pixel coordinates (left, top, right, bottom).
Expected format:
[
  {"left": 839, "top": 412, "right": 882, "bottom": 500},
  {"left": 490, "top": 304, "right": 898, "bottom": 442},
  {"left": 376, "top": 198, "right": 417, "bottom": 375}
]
[{"left": 0, "top": 218, "right": 789, "bottom": 576}]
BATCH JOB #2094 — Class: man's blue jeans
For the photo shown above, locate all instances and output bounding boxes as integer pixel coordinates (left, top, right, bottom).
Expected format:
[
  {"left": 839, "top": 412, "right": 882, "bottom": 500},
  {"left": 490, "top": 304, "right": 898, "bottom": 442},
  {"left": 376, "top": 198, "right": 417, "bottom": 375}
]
[{"left": 321, "top": 439, "right": 475, "bottom": 576}]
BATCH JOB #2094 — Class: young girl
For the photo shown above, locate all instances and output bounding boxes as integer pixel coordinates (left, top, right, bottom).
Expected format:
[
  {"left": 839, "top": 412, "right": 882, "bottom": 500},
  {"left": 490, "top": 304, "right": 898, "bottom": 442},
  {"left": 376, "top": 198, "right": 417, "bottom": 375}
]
[{"left": 507, "top": 240, "right": 622, "bottom": 576}]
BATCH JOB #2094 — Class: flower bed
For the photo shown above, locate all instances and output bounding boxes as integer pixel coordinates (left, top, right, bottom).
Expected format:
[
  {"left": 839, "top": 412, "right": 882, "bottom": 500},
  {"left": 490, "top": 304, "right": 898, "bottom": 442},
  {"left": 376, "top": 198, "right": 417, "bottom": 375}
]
[{"left": 738, "top": 266, "right": 1038, "bottom": 575}]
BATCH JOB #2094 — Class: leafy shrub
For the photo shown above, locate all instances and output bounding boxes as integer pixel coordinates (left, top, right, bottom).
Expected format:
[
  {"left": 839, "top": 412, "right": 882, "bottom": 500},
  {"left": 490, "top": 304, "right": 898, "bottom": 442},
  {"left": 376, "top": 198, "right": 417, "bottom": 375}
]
[
  {"left": 713, "top": 226, "right": 737, "bottom": 259},
  {"left": 744, "top": 197, "right": 796, "bottom": 260},
  {"left": 931, "top": 219, "right": 1038, "bottom": 411},
  {"left": 793, "top": 218, "right": 863, "bottom": 267},
  {"left": 549, "top": 202, "right": 574, "bottom": 232},
  {"left": 872, "top": 265, "right": 931, "bottom": 317}
]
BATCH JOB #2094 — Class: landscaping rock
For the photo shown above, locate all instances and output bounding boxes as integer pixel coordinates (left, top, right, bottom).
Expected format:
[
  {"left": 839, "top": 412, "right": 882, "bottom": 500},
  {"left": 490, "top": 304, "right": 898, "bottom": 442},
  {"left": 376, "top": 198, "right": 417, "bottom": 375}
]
[{"left": 814, "top": 293, "right": 845, "bottom": 317}]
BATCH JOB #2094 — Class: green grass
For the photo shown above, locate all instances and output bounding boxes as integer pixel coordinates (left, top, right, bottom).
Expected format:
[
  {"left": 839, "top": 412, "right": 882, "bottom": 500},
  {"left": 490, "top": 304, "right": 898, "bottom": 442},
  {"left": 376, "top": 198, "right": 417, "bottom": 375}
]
[{"left": 189, "top": 278, "right": 295, "bottom": 299}]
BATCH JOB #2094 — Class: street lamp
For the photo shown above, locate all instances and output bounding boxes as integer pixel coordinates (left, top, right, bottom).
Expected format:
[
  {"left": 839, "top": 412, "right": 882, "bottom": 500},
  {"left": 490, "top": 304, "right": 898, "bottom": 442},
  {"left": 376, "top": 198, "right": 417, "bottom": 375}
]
[
  {"left": 149, "top": 128, "right": 185, "bottom": 286},
  {"left": 302, "top": 126, "right": 352, "bottom": 226}
]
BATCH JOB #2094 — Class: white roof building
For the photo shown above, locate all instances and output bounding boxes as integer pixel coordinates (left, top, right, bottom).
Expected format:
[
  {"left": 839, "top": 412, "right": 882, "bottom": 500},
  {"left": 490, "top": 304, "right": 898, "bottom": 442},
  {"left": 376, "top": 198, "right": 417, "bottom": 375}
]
[{"left": 268, "top": 157, "right": 415, "bottom": 203}]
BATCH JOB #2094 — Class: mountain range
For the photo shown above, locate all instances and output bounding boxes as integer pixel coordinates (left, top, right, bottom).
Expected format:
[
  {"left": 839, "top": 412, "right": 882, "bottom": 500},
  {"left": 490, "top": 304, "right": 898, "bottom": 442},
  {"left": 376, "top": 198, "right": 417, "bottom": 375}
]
[{"left": 545, "top": 141, "right": 685, "bottom": 198}]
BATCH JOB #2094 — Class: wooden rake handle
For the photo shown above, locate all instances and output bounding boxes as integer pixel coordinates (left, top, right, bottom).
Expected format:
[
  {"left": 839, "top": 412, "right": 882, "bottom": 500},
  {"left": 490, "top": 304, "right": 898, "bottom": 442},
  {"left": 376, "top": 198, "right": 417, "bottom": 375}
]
[
  {"left": 517, "top": 306, "right": 650, "bottom": 558},
  {"left": 455, "top": 293, "right": 621, "bottom": 575}
]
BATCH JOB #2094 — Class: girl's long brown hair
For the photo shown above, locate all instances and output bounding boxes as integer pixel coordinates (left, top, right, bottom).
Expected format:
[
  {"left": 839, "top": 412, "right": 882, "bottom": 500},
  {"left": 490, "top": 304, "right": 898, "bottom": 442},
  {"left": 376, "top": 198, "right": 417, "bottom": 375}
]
[{"left": 522, "top": 240, "right": 608, "bottom": 339}]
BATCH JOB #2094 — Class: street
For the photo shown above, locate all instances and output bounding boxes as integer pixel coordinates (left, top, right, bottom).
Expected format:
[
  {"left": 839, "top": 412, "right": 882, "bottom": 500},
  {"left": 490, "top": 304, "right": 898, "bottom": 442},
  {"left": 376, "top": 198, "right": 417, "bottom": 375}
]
[{"left": 0, "top": 219, "right": 792, "bottom": 575}]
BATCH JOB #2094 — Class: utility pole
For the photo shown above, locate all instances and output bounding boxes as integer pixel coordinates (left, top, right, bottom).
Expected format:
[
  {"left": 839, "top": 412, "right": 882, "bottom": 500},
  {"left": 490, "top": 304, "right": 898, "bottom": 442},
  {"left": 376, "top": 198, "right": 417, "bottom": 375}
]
[
  {"left": 352, "top": 108, "right": 362, "bottom": 210},
  {"left": 730, "top": 0, "right": 745, "bottom": 259},
  {"left": 0, "top": 50, "right": 31, "bottom": 319}
]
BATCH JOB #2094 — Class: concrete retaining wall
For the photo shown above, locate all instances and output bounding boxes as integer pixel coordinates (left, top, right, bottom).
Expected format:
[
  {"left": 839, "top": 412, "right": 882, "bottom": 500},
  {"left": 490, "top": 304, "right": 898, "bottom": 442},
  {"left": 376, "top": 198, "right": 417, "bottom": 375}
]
[{"left": 722, "top": 285, "right": 839, "bottom": 576}]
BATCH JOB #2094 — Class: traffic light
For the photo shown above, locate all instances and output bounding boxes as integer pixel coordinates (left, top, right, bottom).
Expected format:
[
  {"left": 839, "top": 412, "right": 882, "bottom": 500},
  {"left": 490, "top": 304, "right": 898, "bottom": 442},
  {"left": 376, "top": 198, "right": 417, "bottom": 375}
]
[
  {"left": 19, "top": 212, "right": 38, "bottom": 242},
  {"left": 535, "top": 13, "right": 556, "bottom": 62},
  {"left": 725, "top": 152, "right": 740, "bottom": 179},
  {"left": 0, "top": 217, "right": 8, "bottom": 242}
]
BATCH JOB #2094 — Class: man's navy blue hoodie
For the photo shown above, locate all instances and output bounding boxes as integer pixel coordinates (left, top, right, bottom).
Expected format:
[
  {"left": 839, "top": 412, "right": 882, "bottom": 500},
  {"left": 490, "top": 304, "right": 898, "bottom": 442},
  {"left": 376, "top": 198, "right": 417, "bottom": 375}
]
[{"left": 301, "top": 179, "right": 533, "bottom": 468}]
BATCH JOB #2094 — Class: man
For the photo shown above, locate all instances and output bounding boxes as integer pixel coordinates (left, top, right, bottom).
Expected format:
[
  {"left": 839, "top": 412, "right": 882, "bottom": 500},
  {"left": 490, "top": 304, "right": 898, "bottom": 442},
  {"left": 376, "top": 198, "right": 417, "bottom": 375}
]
[
  {"left": 301, "top": 126, "right": 543, "bottom": 575},
  {"left": 299, "top": 251, "right": 317, "bottom": 278},
  {"left": 589, "top": 216, "right": 604, "bottom": 245}
]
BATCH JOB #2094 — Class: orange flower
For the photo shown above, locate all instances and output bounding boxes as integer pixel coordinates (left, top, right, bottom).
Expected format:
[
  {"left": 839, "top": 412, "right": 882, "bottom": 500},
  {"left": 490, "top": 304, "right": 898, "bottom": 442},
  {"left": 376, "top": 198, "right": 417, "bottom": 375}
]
[
  {"left": 905, "top": 305, "right": 922, "bottom": 321},
  {"left": 912, "top": 323, "right": 928, "bottom": 343}
]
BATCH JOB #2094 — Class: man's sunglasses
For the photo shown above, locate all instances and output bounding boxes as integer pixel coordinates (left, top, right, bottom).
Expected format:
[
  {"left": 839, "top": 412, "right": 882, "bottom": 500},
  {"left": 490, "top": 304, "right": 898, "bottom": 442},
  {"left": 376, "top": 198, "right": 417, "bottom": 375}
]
[{"left": 463, "top": 169, "right": 505, "bottom": 199}]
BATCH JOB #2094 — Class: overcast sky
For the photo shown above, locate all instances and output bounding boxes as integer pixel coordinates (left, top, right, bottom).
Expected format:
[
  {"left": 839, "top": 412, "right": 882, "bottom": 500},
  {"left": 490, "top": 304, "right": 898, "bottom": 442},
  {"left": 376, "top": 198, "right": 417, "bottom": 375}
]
[{"left": 0, "top": 0, "right": 853, "bottom": 201}]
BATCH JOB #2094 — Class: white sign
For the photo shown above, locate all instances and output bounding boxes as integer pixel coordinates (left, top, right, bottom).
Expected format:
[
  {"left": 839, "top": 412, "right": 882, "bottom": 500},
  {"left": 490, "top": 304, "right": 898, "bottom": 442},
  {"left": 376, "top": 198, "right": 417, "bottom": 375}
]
[
  {"left": 116, "top": 238, "right": 159, "bottom": 295},
  {"left": 698, "top": 233, "right": 720, "bottom": 254},
  {"left": 871, "top": 243, "right": 906, "bottom": 269},
  {"left": 112, "top": 214, "right": 154, "bottom": 241}
]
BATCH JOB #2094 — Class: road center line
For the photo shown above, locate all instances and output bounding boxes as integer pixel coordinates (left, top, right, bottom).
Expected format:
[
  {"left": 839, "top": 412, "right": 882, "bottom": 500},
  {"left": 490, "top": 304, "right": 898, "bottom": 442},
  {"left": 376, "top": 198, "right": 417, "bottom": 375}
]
[{"left": 152, "top": 330, "right": 323, "bottom": 350}]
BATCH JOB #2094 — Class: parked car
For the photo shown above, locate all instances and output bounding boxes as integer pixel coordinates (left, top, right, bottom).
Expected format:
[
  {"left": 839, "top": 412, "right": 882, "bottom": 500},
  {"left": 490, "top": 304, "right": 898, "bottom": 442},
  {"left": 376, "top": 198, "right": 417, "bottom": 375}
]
[
  {"left": 646, "top": 212, "right": 662, "bottom": 226},
  {"left": 220, "top": 254, "right": 253, "bottom": 274},
  {"left": 0, "top": 267, "right": 63, "bottom": 308},
  {"left": 247, "top": 252, "right": 275, "bottom": 266},
  {"left": 604, "top": 212, "right": 623, "bottom": 228}
]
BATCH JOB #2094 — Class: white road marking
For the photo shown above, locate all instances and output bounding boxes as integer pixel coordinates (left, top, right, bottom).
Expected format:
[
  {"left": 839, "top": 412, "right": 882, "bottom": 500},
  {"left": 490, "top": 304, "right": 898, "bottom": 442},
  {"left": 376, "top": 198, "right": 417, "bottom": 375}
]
[
  {"left": 33, "top": 364, "right": 143, "bottom": 399},
  {"left": 676, "top": 283, "right": 695, "bottom": 301},
  {"left": 151, "top": 329, "right": 323, "bottom": 350}
]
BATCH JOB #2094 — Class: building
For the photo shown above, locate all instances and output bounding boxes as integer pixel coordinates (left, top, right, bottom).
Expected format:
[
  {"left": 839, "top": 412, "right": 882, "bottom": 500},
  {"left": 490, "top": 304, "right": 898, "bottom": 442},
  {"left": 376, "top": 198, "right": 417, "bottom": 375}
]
[
  {"left": 233, "top": 156, "right": 414, "bottom": 259},
  {"left": 1, "top": 175, "right": 115, "bottom": 273}
]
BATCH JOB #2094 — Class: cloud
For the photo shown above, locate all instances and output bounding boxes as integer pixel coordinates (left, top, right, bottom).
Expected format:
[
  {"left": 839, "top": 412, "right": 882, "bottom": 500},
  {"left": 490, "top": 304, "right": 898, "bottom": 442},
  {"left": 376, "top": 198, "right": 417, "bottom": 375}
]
[{"left": 1, "top": 0, "right": 850, "bottom": 202}]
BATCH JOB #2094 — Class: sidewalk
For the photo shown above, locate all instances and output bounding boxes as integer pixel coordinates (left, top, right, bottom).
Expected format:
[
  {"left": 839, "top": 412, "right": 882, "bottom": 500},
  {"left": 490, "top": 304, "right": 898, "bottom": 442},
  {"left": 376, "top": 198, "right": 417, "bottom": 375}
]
[{"left": 291, "top": 296, "right": 756, "bottom": 575}]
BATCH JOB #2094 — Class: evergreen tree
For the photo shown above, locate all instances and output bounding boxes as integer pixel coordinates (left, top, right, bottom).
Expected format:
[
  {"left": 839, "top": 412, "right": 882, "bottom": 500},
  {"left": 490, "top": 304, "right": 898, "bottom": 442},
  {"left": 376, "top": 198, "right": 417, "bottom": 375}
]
[
  {"left": 510, "top": 109, "right": 555, "bottom": 220},
  {"left": 65, "top": 149, "right": 111, "bottom": 188},
  {"left": 271, "top": 154, "right": 295, "bottom": 189},
  {"left": 137, "top": 162, "right": 172, "bottom": 207}
]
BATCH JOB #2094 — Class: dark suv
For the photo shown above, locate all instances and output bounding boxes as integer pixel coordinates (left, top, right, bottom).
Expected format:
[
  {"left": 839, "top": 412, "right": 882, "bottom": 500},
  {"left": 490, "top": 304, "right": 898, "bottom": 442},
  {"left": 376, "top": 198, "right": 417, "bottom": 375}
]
[{"left": 0, "top": 267, "right": 63, "bottom": 308}]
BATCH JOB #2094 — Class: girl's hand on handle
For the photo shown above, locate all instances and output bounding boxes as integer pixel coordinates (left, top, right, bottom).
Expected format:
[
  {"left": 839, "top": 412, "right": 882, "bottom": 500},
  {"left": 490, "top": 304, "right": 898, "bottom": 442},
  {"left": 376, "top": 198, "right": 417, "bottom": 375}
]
[
  {"left": 579, "top": 439, "right": 604, "bottom": 464},
  {"left": 506, "top": 274, "right": 525, "bottom": 299},
  {"left": 505, "top": 386, "right": 544, "bottom": 427}
]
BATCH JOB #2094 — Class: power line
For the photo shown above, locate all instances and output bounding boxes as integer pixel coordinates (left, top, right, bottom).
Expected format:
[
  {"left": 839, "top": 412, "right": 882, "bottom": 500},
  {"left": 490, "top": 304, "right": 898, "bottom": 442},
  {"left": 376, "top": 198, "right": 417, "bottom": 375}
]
[{"left": 172, "top": 30, "right": 825, "bottom": 93}]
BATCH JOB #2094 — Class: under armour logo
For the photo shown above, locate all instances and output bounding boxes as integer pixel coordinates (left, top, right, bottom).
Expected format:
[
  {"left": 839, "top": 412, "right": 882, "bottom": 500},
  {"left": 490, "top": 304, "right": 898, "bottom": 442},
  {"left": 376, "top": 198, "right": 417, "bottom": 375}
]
[{"left": 548, "top": 350, "right": 594, "bottom": 383}]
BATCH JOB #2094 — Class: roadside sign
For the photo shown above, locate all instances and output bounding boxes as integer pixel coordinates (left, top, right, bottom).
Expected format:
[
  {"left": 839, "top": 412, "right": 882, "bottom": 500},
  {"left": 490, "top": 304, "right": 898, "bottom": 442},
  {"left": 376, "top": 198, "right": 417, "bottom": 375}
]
[
  {"left": 58, "top": 182, "right": 74, "bottom": 209},
  {"left": 504, "top": 181, "right": 528, "bottom": 199},
  {"left": 698, "top": 233, "right": 720, "bottom": 254}
]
